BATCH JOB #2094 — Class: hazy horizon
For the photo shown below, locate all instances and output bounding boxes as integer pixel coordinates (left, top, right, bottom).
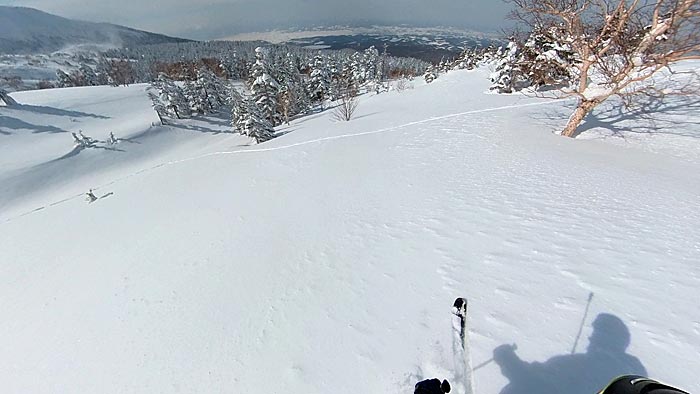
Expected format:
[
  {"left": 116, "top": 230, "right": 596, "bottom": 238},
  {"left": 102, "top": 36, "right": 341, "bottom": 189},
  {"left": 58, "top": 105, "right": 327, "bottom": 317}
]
[{"left": 0, "top": 0, "right": 514, "bottom": 40}]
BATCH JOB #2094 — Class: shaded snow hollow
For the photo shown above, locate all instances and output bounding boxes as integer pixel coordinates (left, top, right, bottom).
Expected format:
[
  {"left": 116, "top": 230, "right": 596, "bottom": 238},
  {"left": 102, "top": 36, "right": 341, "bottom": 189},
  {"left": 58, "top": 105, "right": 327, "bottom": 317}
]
[{"left": 1, "top": 65, "right": 699, "bottom": 394}]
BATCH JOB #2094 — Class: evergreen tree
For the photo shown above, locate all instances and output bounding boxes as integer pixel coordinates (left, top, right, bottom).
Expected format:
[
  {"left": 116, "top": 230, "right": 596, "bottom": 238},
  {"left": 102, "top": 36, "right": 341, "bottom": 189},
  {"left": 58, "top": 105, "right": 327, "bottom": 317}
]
[
  {"left": 519, "top": 25, "right": 577, "bottom": 88},
  {"left": 490, "top": 39, "right": 524, "bottom": 93},
  {"left": 481, "top": 45, "right": 499, "bottom": 64},
  {"left": 195, "top": 67, "right": 225, "bottom": 111},
  {"left": 249, "top": 47, "right": 281, "bottom": 125},
  {"left": 148, "top": 73, "right": 191, "bottom": 120},
  {"left": 95, "top": 58, "right": 113, "bottom": 85},
  {"left": 308, "top": 53, "right": 332, "bottom": 105},
  {"left": 183, "top": 80, "right": 203, "bottom": 114},
  {"left": 241, "top": 98, "right": 275, "bottom": 143},
  {"left": 377, "top": 43, "right": 389, "bottom": 90},
  {"left": 453, "top": 47, "right": 479, "bottom": 70},
  {"left": 424, "top": 65, "right": 438, "bottom": 83},
  {"left": 147, "top": 89, "right": 168, "bottom": 125},
  {"left": 230, "top": 87, "right": 247, "bottom": 134},
  {"left": 78, "top": 64, "right": 99, "bottom": 86},
  {"left": 275, "top": 52, "right": 310, "bottom": 121},
  {"left": 56, "top": 69, "right": 74, "bottom": 88}
]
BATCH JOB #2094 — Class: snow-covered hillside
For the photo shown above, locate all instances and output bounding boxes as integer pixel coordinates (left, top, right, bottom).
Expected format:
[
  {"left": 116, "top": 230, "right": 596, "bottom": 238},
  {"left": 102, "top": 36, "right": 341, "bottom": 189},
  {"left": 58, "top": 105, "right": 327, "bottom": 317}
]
[
  {"left": 0, "top": 6, "right": 189, "bottom": 54},
  {"left": 1, "top": 66, "right": 699, "bottom": 394}
]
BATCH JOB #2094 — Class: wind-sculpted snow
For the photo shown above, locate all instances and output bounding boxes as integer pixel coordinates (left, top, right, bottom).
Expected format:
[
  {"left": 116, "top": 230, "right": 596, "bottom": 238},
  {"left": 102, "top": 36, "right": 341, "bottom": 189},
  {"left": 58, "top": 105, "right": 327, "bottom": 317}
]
[{"left": 0, "top": 65, "right": 698, "bottom": 394}]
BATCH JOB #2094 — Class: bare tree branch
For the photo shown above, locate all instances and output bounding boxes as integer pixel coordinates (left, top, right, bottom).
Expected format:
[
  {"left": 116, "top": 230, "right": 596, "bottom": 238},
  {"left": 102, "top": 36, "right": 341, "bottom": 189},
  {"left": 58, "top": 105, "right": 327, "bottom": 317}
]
[{"left": 506, "top": 0, "right": 700, "bottom": 137}]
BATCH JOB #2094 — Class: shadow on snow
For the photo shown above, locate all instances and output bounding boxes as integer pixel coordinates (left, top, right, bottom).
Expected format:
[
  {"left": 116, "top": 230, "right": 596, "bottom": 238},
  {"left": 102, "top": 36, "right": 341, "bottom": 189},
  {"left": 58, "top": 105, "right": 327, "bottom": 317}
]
[
  {"left": 537, "top": 95, "right": 700, "bottom": 139},
  {"left": 14, "top": 104, "right": 110, "bottom": 119},
  {"left": 0, "top": 114, "right": 67, "bottom": 135},
  {"left": 491, "top": 313, "right": 647, "bottom": 394}
]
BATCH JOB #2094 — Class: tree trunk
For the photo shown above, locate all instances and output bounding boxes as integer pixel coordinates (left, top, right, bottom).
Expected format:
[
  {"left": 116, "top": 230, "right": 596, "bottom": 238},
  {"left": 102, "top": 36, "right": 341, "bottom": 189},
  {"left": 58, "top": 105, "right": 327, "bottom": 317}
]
[{"left": 561, "top": 100, "right": 598, "bottom": 138}]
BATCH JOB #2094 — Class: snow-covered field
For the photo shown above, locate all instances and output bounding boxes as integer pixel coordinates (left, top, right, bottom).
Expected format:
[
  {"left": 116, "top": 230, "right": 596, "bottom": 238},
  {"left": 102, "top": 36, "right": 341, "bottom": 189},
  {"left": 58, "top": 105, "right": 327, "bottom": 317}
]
[{"left": 1, "top": 65, "right": 699, "bottom": 394}]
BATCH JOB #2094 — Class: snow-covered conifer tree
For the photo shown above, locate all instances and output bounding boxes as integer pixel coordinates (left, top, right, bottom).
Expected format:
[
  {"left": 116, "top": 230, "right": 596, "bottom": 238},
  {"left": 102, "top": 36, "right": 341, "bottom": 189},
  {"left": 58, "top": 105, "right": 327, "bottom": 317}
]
[
  {"left": 424, "top": 65, "right": 438, "bottom": 84},
  {"left": 377, "top": 43, "right": 389, "bottom": 91},
  {"left": 94, "top": 58, "right": 113, "bottom": 86},
  {"left": 195, "top": 67, "right": 225, "bottom": 111},
  {"left": 79, "top": 64, "right": 99, "bottom": 86},
  {"left": 148, "top": 73, "right": 190, "bottom": 122},
  {"left": 480, "top": 45, "right": 499, "bottom": 65},
  {"left": 56, "top": 69, "right": 74, "bottom": 88},
  {"left": 453, "top": 47, "right": 479, "bottom": 70},
  {"left": 274, "top": 53, "right": 310, "bottom": 121},
  {"left": 308, "top": 53, "right": 332, "bottom": 105},
  {"left": 519, "top": 25, "right": 577, "bottom": 88},
  {"left": 183, "top": 81, "right": 205, "bottom": 115},
  {"left": 490, "top": 39, "right": 524, "bottom": 93},
  {"left": 241, "top": 98, "right": 275, "bottom": 143},
  {"left": 250, "top": 47, "right": 281, "bottom": 126},
  {"left": 147, "top": 89, "right": 168, "bottom": 125},
  {"left": 230, "top": 87, "right": 247, "bottom": 134}
]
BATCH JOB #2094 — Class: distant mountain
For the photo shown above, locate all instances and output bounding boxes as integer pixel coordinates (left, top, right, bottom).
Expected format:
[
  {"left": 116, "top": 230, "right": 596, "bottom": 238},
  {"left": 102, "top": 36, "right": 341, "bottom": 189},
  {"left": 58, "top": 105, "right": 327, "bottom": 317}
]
[
  {"left": 223, "top": 25, "right": 504, "bottom": 63},
  {"left": 0, "top": 6, "right": 191, "bottom": 54}
]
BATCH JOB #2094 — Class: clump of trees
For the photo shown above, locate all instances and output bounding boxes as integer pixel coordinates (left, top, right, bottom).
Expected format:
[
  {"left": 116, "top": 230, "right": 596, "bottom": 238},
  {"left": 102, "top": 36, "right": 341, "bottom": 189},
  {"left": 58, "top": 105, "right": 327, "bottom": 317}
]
[
  {"left": 147, "top": 44, "right": 405, "bottom": 143},
  {"left": 490, "top": 27, "right": 579, "bottom": 94},
  {"left": 87, "top": 41, "right": 429, "bottom": 89},
  {"left": 147, "top": 69, "right": 227, "bottom": 124},
  {"left": 147, "top": 73, "right": 191, "bottom": 124},
  {"left": 52, "top": 40, "right": 431, "bottom": 143},
  {"left": 420, "top": 45, "right": 502, "bottom": 85},
  {"left": 56, "top": 58, "right": 137, "bottom": 88}
]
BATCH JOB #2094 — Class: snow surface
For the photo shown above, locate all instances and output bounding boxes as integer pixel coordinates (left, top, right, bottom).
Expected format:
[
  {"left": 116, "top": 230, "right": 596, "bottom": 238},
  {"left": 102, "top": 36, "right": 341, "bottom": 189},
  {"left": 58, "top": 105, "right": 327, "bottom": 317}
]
[{"left": 1, "top": 66, "right": 699, "bottom": 394}]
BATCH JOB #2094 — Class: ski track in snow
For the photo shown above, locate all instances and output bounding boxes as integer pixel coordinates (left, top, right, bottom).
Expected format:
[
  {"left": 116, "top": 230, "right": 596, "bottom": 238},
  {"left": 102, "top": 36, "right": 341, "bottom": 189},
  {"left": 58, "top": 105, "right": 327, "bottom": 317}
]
[{"left": 0, "top": 99, "right": 561, "bottom": 225}]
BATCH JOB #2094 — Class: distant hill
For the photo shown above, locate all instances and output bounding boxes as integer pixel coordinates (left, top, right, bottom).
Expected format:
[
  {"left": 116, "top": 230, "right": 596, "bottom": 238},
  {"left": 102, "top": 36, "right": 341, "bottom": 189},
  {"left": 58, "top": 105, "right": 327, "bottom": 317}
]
[
  {"left": 0, "top": 6, "right": 191, "bottom": 54},
  {"left": 222, "top": 25, "right": 504, "bottom": 63}
]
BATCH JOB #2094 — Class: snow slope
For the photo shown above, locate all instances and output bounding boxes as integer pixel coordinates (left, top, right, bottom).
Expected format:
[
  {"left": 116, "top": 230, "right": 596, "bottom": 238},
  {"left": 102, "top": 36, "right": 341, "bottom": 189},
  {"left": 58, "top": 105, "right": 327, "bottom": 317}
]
[
  {"left": 0, "top": 6, "right": 190, "bottom": 54},
  {"left": 0, "top": 84, "right": 243, "bottom": 215},
  {"left": 1, "top": 66, "right": 699, "bottom": 394}
]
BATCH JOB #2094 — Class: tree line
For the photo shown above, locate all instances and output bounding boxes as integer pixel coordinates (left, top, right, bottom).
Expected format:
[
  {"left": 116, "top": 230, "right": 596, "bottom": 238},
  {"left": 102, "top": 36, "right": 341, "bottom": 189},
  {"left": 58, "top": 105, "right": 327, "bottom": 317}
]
[{"left": 147, "top": 45, "right": 402, "bottom": 143}]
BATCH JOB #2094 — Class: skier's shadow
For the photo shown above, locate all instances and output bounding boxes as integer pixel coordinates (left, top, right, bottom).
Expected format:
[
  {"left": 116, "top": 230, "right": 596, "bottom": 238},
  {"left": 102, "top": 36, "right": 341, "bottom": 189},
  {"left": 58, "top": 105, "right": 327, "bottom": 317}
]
[{"left": 492, "top": 313, "right": 647, "bottom": 394}]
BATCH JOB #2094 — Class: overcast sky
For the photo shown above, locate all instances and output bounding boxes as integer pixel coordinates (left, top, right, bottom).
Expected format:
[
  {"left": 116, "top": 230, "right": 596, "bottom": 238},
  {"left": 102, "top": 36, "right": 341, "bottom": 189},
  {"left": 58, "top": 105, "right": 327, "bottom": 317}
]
[{"left": 0, "top": 0, "right": 514, "bottom": 40}]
